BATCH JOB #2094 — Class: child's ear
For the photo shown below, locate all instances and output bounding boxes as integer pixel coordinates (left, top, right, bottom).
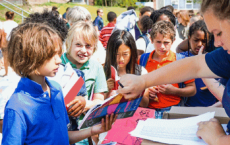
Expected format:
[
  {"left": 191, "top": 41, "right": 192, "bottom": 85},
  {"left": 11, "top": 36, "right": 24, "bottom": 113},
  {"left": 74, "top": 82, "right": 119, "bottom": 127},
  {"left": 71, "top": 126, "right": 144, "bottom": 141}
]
[{"left": 114, "top": 18, "right": 117, "bottom": 24}]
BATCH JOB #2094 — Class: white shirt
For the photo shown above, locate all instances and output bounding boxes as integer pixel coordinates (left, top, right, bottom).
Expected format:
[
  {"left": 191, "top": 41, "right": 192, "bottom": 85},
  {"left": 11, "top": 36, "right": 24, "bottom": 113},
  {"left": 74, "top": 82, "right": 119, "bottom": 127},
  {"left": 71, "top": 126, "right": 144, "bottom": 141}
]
[
  {"left": 91, "top": 41, "right": 106, "bottom": 65},
  {"left": 136, "top": 34, "right": 151, "bottom": 52},
  {"left": 2, "top": 20, "right": 18, "bottom": 41}
]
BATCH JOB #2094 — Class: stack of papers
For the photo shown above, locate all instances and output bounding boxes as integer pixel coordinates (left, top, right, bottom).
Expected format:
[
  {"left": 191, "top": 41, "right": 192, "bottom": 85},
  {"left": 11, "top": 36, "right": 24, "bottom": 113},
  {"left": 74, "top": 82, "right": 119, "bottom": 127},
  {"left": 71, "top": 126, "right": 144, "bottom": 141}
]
[{"left": 130, "top": 112, "right": 215, "bottom": 145}]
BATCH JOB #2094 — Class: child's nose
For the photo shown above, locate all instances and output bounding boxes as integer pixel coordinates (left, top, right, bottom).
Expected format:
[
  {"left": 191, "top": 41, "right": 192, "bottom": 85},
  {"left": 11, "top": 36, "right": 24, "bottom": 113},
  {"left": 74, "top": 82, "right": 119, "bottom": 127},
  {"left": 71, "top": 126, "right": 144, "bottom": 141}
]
[{"left": 55, "top": 55, "right": 62, "bottom": 64}]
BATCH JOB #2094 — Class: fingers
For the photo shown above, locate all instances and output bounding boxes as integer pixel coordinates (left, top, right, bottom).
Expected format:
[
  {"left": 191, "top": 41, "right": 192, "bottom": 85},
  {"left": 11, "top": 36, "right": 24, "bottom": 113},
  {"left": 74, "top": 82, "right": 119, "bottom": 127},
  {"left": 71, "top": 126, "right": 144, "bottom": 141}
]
[
  {"left": 68, "top": 100, "right": 80, "bottom": 112},
  {"left": 106, "top": 115, "right": 109, "bottom": 131},
  {"left": 107, "top": 78, "right": 115, "bottom": 83},
  {"left": 117, "top": 86, "right": 137, "bottom": 99},
  {"left": 73, "top": 108, "right": 83, "bottom": 117},
  {"left": 67, "top": 99, "right": 79, "bottom": 108}
]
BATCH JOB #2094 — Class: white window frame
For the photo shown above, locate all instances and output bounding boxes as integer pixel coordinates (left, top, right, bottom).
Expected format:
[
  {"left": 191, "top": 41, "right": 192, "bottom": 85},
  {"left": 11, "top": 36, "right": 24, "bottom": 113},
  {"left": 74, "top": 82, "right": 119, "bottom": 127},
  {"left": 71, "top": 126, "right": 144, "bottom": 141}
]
[{"left": 163, "top": 0, "right": 199, "bottom": 10}]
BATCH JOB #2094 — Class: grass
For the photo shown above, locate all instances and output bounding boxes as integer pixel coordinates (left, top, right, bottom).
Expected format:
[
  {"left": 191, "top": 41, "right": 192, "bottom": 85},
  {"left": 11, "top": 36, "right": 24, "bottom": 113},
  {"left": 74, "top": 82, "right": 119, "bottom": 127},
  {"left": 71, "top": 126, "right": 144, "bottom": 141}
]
[
  {"left": 0, "top": 4, "right": 30, "bottom": 24},
  {"left": 0, "top": 2, "right": 140, "bottom": 25}
]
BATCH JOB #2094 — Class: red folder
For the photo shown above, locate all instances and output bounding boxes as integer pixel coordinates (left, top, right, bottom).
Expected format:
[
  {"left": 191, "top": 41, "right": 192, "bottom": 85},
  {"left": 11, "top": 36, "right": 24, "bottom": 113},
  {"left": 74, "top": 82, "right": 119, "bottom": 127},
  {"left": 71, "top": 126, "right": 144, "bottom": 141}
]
[
  {"left": 64, "top": 77, "right": 84, "bottom": 106},
  {"left": 111, "top": 66, "right": 119, "bottom": 90}
]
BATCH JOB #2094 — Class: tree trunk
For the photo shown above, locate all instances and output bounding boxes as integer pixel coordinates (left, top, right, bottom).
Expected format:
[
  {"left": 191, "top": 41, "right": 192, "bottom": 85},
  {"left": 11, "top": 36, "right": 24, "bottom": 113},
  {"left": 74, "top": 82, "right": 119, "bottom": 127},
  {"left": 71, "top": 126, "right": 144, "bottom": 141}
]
[
  {"left": 110, "top": 0, "right": 112, "bottom": 6},
  {"left": 105, "top": 0, "right": 107, "bottom": 7}
]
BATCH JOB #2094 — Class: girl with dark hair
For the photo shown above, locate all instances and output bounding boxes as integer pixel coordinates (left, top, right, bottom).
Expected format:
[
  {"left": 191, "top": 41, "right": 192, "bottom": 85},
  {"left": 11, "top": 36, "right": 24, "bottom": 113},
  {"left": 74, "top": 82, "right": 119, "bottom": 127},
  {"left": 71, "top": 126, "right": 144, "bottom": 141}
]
[
  {"left": 176, "top": 20, "right": 220, "bottom": 107},
  {"left": 104, "top": 30, "right": 148, "bottom": 106}
]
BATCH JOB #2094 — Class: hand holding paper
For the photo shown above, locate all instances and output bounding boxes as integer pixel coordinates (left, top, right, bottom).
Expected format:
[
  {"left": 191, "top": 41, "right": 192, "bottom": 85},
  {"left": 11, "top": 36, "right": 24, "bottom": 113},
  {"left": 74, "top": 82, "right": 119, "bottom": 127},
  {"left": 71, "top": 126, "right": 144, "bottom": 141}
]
[
  {"left": 67, "top": 96, "right": 86, "bottom": 117},
  {"left": 197, "top": 118, "right": 226, "bottom": 145},
  {"left": 91, "top": 114, "right": 117, "bottom": 135}
]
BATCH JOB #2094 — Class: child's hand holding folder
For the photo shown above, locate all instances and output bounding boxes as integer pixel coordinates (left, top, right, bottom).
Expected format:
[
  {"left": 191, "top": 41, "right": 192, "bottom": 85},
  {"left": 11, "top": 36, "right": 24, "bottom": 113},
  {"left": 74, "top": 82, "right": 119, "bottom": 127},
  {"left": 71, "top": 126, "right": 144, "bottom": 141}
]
[{"left": 67, "top": 96, "right": 86, "bottom": 117}]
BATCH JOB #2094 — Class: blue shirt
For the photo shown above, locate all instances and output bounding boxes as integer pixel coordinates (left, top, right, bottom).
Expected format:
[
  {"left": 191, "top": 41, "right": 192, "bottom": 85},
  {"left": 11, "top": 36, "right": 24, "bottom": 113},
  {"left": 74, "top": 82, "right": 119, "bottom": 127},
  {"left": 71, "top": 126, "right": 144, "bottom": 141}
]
[
  {"left": 205, "top": 48, "right": 230, "bottom": 131},
  {"left": 2, "top": 77, "right": 70, "bottom": 145},
  {"left": 134, "top": 22, "right": 148, "bottom": 40},
  {"left": 93, "top": 16, "right": 104, "bottom": 31},
  {"left": 177, "top": 51, "right": 218, "bottom": 107},
  {"left": 63, "top": 12, "right": 67, "bottom": 19}
]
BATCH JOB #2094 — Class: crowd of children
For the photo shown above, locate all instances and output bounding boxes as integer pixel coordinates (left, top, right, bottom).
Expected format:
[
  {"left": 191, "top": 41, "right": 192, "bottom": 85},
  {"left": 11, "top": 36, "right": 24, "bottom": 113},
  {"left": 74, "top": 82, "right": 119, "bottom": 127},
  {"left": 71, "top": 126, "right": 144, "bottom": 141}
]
[{"left": 0, "top": 0, "right": 229, "bottom": 144}]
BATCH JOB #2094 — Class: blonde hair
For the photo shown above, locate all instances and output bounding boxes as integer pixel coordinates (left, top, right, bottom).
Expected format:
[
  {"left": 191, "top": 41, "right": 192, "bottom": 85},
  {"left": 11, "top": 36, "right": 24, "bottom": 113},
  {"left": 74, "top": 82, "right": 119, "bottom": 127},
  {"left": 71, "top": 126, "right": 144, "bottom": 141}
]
[
  {"left": 66, "top": 21, "right": 98, "bottom": 54},
  {"left": 67, "top": 6, "right": 91, "bottom": 24},
  {"left": 201, "top": 0, "right": 230, "bottom": 20}
]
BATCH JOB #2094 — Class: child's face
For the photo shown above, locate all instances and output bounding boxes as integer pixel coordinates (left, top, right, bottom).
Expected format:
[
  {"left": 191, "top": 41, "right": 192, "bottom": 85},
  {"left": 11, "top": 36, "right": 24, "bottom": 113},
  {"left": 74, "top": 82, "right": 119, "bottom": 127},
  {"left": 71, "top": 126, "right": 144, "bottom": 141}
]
[
  {"left": 189, "top": 30, "right": 206, "bottom": 55},
  {"left": 158, "top": 14, "right": 170, "bottom": 22},
  {"left": 69, "top": 37, "right": 94, "bottom": 65},
  {"left": 116, "top": 44, "right": 131, "bottom": 69},
  {"left": 152, "top": 33, "right": 173, "bottom": 56},
  {"left": 37, "top": 51, "right": 61, "bottom": 77}
]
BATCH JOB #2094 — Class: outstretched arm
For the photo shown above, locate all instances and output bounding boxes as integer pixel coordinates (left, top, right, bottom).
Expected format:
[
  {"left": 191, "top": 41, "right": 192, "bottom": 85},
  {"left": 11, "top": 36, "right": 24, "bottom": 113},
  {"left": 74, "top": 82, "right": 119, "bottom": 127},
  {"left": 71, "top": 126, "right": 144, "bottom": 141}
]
[{"left": 118, "top": 54, "right": 219, "bottom": 99}]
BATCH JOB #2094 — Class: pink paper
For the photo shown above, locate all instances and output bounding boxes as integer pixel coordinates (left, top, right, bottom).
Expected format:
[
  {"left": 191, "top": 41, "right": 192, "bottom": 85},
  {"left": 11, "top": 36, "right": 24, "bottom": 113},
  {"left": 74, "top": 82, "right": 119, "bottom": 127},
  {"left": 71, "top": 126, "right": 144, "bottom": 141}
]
[{"left": 102, "top": 107, "right": 155, "bottom": 145}]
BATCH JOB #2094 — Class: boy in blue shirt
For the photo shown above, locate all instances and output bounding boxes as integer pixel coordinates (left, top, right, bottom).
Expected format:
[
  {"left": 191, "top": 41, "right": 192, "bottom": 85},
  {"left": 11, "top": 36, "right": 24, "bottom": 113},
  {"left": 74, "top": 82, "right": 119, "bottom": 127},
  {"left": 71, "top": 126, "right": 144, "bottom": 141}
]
[{"left": 2, "top": 22, "right": 116, "bottom": 145}]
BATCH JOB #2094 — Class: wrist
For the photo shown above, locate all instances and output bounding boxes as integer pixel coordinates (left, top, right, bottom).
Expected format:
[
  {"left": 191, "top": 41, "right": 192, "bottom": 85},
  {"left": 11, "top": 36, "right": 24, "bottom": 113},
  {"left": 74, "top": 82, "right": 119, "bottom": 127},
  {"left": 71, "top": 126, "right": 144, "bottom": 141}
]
[
  {"left": 215, "top": 134, "right": 227, "bottom": 145},
  {"left": 90, "top": 127, "right": 94, "bottom": 136}
]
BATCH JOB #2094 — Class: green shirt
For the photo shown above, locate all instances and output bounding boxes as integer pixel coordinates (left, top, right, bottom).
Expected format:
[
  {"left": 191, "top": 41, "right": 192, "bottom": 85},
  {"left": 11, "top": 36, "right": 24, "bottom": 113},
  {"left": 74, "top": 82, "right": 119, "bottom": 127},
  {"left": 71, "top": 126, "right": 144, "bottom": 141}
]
[{"left": 61, "top": 53, "right": 108, "bottom": 99}]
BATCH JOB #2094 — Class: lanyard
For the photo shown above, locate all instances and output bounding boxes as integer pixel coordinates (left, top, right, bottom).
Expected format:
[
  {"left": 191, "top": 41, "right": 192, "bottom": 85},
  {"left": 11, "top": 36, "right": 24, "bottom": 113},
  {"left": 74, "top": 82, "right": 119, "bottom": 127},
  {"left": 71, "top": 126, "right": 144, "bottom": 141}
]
[{"left": 136, "top": 22, "right": 143, "bottom": 35}]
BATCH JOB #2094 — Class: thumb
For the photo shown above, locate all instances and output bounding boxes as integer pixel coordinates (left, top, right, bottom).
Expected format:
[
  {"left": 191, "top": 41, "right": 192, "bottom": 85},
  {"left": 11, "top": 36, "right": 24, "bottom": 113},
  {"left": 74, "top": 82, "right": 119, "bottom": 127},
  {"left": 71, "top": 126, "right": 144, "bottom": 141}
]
[{"left": 198, "top": 45, "right": 205, "bottom": 55}]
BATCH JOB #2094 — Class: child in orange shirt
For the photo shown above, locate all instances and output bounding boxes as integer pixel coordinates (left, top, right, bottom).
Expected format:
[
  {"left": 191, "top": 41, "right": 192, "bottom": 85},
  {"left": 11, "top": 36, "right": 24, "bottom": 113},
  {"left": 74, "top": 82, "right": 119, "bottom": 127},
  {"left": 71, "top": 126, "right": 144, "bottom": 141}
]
[{"left": 138, "top": 21, "right": 196, "bottom": 118}]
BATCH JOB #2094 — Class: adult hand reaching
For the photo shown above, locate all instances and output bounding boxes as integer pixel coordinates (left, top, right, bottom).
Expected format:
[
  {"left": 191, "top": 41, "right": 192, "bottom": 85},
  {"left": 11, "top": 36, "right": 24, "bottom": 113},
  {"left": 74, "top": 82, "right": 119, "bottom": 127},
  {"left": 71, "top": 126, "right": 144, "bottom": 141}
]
[
  {"left": 197, "top": 118, "right": 226, "bottom": 145},
  {"left": 117, "top": 74, "right": 145, "bottom": 99}
]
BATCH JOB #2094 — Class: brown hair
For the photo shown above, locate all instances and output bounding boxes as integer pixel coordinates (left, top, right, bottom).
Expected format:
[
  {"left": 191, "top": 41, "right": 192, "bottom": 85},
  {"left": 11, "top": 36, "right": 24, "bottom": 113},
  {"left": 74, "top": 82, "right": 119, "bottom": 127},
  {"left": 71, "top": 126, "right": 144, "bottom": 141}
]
[
  {"left": 201, "top": 0, "right": 230, "bottom": 20},
  {"left": 97, "top": 9, "right": 102, "bottom": 15},
  {"left": 178, "top": 11, "right": 190, "bottom": 26},
  {"left": 5, "top": 11, "right": 14, "bottom": 20},
  {"left": 7, "top": 23, "right": 62, "bottom": 77},
  {"left": 150, "top": 20, "right": 175, "bottom": 42}
]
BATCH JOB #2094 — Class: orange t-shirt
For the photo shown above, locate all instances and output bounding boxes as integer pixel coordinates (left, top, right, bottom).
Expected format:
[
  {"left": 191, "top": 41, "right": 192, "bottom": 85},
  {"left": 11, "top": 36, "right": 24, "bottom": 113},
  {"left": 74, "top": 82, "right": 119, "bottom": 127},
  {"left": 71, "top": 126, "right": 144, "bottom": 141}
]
[{"left": 138, "top": 50, "right": 194, "bottom": 109}]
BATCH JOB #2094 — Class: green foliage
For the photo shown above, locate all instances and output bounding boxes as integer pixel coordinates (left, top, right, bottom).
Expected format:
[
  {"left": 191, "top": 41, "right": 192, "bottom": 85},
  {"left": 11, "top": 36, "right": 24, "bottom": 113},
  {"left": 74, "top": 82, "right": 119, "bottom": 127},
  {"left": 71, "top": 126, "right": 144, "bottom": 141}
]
[
  {"left": 0, "top": 4, "right": 30, "bottom": 24},
  {"left": 0, "top": 2, "right": 140, "bottom": 25},
  {"left": 119, "top": 0, "right": 138, "bottom": 8},
  {"left": 193, "top": 0, "right": 202, "bottom": 3}
]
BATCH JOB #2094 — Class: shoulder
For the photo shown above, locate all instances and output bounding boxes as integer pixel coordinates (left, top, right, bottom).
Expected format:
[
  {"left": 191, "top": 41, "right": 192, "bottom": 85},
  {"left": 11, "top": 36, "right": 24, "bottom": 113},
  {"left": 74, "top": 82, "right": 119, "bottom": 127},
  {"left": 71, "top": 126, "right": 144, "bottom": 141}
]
[
  {"left": 88, "top": 59, "right": 103, "bottom": 69},
  {"left": 5, "top": 91, "right": 30, "bottom": 112}
]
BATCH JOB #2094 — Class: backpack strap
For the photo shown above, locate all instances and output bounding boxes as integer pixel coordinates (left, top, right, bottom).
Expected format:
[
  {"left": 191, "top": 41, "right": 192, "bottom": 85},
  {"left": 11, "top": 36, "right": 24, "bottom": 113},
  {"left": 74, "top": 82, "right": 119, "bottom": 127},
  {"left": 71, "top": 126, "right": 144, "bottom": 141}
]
[
  {"left": 139, "top": 34, "right": 150, "bottom": 48},
  {"left": 139, "top": 53, "right": 150, "bottom": 68}
]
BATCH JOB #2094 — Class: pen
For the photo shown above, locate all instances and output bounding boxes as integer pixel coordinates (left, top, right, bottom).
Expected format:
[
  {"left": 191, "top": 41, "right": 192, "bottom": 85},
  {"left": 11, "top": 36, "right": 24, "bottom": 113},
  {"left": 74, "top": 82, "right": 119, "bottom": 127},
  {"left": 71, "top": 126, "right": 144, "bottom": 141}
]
[{"left": 118, "top": 81, "right": 124, "bottom": 88}]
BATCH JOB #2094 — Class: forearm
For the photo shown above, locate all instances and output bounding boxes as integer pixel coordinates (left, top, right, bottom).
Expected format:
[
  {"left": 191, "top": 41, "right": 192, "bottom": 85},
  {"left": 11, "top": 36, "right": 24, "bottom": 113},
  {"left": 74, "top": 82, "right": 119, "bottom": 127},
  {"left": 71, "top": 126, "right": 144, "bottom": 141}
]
[
  {"left": 215, "top": 135, "right": 230, "bottom": 145},
  {"left": 68, "top": 128, "right": 92, "bottom": 144},
  {"left": 171, "top": 85, "right": 196, "bottom": 97},
  {"left": 176, "top": 39, "right": 188, "bottom": 53},
  {"left": 202, "top": 78, "right": 224, "bottom": 101},
  {"left": 0, "top": 119, "right": 2, "bottom": 133},
  {"left": 143, "top": 55, "right": 219, "bottom": 89},
  {"left": 139, "top": 91, "right": 149, "bottom": 107}
]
